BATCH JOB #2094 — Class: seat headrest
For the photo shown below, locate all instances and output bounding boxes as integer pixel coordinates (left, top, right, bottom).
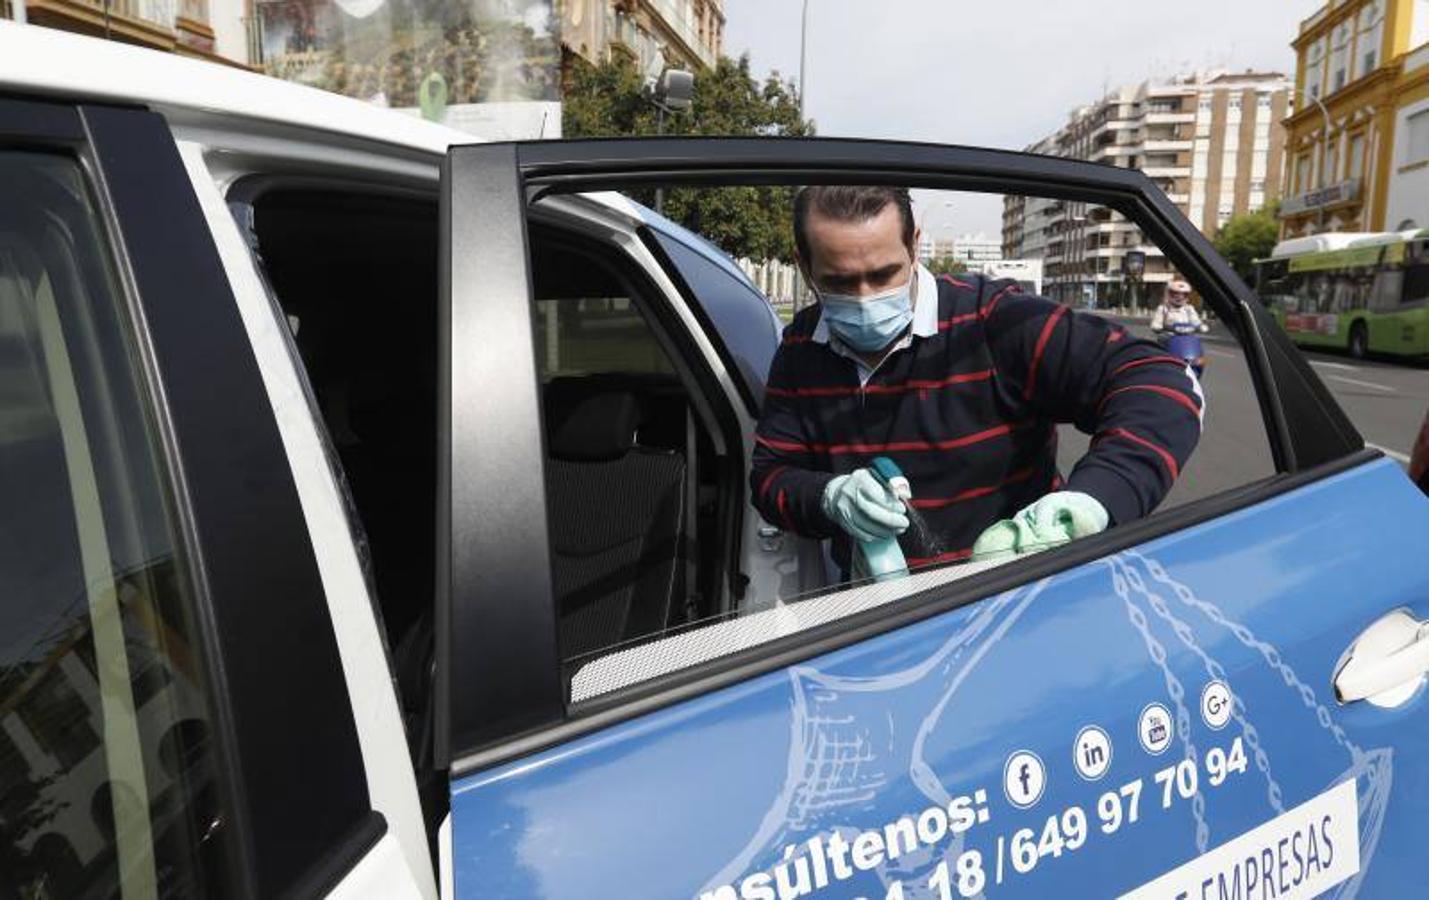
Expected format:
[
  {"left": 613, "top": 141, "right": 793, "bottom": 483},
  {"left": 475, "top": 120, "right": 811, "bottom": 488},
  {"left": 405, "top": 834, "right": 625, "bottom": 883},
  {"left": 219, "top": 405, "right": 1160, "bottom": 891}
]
[{"left": 546, "top": 389, "right": 642, "bottom": 462}]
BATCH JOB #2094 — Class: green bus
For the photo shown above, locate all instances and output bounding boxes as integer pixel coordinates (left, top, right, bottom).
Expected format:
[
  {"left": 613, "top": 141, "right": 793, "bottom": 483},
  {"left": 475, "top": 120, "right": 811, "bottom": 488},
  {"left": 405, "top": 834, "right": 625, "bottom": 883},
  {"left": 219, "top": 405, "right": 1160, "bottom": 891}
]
[{"left": 1254, "top": 230, "right": 1429, "bottom": 359}]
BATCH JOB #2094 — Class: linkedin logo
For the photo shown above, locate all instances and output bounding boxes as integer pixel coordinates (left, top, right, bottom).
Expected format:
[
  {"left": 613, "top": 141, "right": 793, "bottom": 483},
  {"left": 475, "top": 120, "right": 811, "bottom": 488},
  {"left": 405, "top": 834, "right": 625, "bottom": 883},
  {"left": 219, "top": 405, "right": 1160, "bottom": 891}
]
[{"left": 1073, "top": 725, "right": 1113, "bottom": 781}]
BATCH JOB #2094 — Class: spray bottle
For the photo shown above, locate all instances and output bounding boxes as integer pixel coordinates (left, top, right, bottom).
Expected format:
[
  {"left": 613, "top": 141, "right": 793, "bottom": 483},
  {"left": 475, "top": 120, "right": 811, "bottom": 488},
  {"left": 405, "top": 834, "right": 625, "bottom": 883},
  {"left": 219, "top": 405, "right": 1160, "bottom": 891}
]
[{"left": 852, "top": 456, "right": 912, "bottom": 582}]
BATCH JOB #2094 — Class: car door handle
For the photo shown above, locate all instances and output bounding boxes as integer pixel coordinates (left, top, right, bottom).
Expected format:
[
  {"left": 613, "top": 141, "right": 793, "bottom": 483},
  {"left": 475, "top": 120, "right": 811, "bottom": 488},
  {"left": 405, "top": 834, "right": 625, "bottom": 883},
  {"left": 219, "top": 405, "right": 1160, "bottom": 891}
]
[{"left": 1334, "top": 609, "right": 1429, "bottom": 707}]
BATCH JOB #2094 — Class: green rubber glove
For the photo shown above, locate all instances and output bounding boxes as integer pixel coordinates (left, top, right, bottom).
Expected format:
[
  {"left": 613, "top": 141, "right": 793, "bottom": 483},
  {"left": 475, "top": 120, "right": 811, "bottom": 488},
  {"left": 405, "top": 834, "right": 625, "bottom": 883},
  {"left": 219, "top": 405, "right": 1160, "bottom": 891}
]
[
  {"left": 821, "top": 469, "right": 910, "bottom": 543},
  {"left": 972, "top": 491, "right": 1110, "bottom": 562}
]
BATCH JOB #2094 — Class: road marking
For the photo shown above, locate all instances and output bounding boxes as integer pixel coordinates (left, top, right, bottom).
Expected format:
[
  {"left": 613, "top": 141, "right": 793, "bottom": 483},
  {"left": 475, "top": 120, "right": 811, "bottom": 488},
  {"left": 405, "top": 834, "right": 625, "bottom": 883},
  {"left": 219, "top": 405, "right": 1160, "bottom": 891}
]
[
  {"left": 1309, "top": 360, "right": 1358, "bottom": 372},
  {"left": 1327, "top": 374, "right": 1395, "bottom": 393},
  {"left": 1367, "top": 442, "right": 1412, "bottom": 463},
  {"left": 1206, "top": 348, "right": 1238, "bottom": 359}
]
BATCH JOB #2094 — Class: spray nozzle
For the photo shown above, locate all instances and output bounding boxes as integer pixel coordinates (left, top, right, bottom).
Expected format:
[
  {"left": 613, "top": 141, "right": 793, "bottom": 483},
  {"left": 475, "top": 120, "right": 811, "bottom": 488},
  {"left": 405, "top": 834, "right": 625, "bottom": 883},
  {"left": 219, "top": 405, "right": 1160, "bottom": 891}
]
[{"left": 870, "top": 456, "right": 912, "bottom": 504}]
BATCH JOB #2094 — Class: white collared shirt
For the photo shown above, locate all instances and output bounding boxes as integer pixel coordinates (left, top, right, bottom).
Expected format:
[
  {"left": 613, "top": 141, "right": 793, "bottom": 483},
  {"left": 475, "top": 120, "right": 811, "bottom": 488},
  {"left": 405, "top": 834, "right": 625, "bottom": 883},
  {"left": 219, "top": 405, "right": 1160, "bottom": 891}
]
[{"left": 810, "top": 263, "right": 941, "bottom": 386}]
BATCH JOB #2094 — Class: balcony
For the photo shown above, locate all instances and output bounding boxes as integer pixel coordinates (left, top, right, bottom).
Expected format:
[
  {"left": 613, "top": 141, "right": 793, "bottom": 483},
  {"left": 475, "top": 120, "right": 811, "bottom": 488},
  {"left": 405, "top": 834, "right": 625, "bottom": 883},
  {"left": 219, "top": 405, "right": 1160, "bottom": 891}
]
[
  {"left": 1145, "top": 111, "right": 1196, "bottom": 125},
  {"left": 1144, "top": 138, "right": 1192, "bottom": 152},
  {"left": 644, "top": 0, "right": 715, "bottom": 69},
  {"left": 18, "top": 0, "right": 175, "bottom": 47},
  {"left": 1142, "top": 166, "right": 1191, "bottom": 179}
]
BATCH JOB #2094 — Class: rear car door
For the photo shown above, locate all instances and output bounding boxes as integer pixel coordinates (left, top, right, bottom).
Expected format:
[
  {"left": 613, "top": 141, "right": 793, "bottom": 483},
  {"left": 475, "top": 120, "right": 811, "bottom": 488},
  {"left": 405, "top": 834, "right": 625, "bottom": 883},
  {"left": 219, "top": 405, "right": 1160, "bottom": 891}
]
[
  {"left": 437, "top": 139, "right": 1429, "bottom": 898},
  {"left": 0, "top": 95, "right": 416, "bottom": 898}
]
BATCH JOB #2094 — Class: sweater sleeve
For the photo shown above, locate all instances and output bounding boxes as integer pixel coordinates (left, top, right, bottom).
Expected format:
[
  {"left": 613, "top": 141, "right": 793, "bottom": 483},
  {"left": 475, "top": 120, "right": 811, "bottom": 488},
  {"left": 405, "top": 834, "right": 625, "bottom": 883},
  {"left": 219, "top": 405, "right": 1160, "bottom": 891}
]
[
  {"left": 748, "top": 341, "right": 840, "bottom": 539},
  {"left": 983, "top": 289, "right": 1203, "bottom": 525}
]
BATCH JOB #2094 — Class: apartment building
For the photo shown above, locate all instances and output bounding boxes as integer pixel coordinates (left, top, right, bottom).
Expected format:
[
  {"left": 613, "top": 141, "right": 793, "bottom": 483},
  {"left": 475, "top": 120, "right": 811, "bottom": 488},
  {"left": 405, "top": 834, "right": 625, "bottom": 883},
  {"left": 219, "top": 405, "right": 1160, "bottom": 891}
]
[
  {"left": 0, "top": 0, "right": 251, "bottom": 65},
  {"left": 1004, "top": 71, "right": 1291, "bottom": 307},
  {"left": 561, "top": 0, "right": 724, "bottom": 75},
  {"left": 1283, "top": 0, "right": 1429, "bottom": 236}
]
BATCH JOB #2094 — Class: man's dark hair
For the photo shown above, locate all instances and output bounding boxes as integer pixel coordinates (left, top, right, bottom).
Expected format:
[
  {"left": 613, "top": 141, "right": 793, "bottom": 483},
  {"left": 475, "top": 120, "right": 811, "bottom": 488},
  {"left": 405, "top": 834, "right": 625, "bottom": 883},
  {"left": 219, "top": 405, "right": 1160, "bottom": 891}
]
[{"left": 792, "top": 185, "right": 916, "bottom": 266}]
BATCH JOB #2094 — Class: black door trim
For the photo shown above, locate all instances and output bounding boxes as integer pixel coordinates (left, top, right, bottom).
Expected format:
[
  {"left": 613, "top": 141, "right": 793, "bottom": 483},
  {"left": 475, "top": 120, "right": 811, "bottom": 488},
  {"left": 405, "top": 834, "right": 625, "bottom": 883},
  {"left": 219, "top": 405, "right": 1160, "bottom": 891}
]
[{"left": 437, "top": 143, "right": 564, "bottom": 765}]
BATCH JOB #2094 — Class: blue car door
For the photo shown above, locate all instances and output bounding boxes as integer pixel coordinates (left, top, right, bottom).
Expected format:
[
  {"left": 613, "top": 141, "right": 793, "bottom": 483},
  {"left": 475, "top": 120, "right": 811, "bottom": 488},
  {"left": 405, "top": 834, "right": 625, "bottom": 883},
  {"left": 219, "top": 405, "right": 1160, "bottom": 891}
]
[{"left": 436, "top": 139, "right": 1429, "bottom": 899}]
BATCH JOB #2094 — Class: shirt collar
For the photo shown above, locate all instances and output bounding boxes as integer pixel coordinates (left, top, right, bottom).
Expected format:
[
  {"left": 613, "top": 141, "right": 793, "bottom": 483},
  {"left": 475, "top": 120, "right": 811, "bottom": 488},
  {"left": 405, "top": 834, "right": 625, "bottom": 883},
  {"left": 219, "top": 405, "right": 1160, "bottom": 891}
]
[{"left": 810, "top": 263, "right": 938, "bottom": 344}]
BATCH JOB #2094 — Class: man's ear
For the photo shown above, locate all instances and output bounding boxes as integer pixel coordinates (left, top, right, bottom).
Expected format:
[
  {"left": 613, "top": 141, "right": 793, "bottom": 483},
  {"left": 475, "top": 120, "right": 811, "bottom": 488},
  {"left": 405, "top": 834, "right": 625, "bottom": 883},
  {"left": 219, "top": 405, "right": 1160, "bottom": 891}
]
[{"left": 910, "top": 226, "right": 922, "bottom": 265}]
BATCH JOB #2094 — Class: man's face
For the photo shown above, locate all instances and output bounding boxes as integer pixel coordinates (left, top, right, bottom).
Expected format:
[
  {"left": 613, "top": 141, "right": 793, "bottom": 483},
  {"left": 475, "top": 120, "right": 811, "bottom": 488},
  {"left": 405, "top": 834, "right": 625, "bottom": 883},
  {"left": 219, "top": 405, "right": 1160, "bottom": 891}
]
[
  {"left": 1168, "top": 288, "right": 1190, "bottom": 307},
  {"left": 800, "top": 203, "right": 917, "bottom": 298}
]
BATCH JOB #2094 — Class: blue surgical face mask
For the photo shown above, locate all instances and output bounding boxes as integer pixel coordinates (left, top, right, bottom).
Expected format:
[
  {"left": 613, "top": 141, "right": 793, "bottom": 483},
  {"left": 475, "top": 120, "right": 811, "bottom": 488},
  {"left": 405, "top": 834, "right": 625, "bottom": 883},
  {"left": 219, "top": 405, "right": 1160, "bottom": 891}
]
[{"left": 817, "top": 276, "right": 915, "bottom": 353}]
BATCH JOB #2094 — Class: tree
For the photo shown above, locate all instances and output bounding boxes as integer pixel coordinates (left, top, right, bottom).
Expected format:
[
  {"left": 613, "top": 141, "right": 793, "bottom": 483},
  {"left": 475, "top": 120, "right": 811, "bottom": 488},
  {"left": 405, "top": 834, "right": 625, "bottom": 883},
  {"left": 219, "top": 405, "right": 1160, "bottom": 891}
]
[
  {"left": 926, "top": 255, "right": 968, "bottom": 276},
  {"left": 1214, "top": 201, "right": 1281, "bottom": 282},
  {"left": 562, "top": 54, "right": 813, "bottom": 261}
]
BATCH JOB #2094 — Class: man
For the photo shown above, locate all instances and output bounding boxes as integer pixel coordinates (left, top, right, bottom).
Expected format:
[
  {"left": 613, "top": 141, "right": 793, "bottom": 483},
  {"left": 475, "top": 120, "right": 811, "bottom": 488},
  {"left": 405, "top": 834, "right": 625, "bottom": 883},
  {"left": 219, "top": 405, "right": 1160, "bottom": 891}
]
[
  {"left": 1150, "top": 280, "right": 1210, "bottom": 334},
  {"left": 750, "top": 186, "right": 1203, "bottom": 576}
]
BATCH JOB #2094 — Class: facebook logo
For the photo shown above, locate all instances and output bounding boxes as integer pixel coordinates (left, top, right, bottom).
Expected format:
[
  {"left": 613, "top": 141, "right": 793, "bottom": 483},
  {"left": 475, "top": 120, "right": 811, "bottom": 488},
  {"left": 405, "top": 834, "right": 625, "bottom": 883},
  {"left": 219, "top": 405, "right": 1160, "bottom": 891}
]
[{"left": 1003, "top": 750, "right": 1046, "bottom": 809}]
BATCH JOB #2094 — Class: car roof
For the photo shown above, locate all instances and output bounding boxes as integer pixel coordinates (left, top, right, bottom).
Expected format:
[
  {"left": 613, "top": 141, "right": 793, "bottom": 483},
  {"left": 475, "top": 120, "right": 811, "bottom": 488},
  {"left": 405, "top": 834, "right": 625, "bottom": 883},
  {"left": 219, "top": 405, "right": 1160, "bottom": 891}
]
[{"left": 0, "top": 21, "right": 468, "bottom": 155}]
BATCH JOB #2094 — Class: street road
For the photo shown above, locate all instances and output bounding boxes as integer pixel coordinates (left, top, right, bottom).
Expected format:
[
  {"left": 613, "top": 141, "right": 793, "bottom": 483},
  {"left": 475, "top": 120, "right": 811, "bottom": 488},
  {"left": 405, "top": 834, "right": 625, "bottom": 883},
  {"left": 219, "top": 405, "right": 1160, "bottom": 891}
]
[{"left": 1057, "top": 316, "right": 1429, "bottom": 510}]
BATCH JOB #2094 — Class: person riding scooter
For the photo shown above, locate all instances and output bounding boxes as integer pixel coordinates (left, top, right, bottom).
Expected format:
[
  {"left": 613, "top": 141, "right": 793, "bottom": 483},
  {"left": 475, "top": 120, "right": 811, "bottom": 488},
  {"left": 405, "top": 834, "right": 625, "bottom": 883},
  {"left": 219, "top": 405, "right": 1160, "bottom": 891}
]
[{"left": 1151, "top": 280, "right": 1208, "bottom": 376}]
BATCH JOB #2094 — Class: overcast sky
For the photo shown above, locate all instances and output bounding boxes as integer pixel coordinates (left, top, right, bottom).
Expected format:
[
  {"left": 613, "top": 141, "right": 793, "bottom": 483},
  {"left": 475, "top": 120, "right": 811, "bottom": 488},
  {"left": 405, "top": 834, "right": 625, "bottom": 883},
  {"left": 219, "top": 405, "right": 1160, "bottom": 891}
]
[{"left": 723, "top": 0, "right": 1324, "bottom": 238}]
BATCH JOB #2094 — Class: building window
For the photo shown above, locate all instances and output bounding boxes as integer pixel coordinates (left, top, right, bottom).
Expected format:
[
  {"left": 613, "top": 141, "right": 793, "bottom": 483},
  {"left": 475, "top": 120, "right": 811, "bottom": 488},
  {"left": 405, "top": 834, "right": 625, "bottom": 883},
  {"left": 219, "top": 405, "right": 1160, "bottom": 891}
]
[
  {"left": 1357, "top": 2, "right": 1384, "bottom": 80},
  {"left": 1330, "top": 22, "right": 1352, "bottom": 93},
  {"left": 1306, "top": 37, "right": 1327, "bottom": 101},
  {"left": 1349, "top": 133, "right": 1365, "bottom": 178},
  {"left": 1408, "top": 109, "right": 1429, "bottom": 165},
  {"left": 1296, "top": 152, "right": 1312, "bottom": 194},
  {"left": 1324, "top": 139, "right": 1339, "bottom": 187}
]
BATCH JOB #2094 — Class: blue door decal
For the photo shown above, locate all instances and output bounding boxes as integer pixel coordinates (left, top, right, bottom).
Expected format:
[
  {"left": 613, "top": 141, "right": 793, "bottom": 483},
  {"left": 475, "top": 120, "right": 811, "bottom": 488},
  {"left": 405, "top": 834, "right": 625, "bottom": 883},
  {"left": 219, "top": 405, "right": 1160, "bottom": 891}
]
[{"left": 451, "top": 458, "right": 1429, "bottom": 898}]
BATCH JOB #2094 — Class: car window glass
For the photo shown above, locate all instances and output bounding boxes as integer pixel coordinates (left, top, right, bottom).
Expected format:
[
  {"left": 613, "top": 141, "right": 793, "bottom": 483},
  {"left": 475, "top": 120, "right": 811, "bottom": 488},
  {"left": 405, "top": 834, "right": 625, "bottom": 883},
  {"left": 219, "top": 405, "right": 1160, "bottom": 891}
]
[
  {"left": 0, "top": 153, "right": 233, "bottom": 897},
  {"left": 565, "top": 185, "right": 1277, "bottom": 703},
  {"left": 647, "top": 228, "right": 781, "bottom": 410}
]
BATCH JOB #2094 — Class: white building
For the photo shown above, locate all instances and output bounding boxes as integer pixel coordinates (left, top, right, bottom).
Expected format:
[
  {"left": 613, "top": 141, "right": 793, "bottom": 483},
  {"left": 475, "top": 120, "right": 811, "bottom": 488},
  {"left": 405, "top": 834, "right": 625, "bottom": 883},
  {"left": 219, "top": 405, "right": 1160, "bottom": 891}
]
[
  {"left": 949, "top": 233, "right": 1002, "bottom": 263},
  {"left": 1004, "top": 70, "right": 1292, "bottom": 306}
]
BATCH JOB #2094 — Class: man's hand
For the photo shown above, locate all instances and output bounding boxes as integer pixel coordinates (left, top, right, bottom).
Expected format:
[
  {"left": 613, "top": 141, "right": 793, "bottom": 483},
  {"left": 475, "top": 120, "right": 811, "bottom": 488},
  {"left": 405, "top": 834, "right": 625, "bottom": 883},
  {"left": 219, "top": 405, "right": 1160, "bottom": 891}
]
[
  {"left": 972, "top": 491, "right": 1109, "bottom": 562},
  {"left": 821, "top": 469, "right": 909, "bottom": 542}
]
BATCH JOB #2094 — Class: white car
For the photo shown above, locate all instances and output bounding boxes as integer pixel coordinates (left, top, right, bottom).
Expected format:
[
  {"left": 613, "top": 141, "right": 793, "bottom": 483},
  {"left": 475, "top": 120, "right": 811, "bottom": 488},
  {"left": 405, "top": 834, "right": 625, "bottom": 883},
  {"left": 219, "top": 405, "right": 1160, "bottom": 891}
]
[{"left": 4, "top": 20, "right": 1428, "bottom": 900}]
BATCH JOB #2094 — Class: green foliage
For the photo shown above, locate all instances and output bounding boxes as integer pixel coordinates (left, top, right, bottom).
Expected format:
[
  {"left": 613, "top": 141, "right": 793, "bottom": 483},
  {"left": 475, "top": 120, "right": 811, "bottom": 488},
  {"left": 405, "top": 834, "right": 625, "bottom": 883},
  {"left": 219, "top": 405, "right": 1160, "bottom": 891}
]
[
  {"left": 562, "top": 54, "right": 813, "bottom": 262},
  {"left": 925, "top": 255, "right": 968, "bottom": 276},
  {"left": 1214, "top": 201, "right": 1281, "bottom": 281}
]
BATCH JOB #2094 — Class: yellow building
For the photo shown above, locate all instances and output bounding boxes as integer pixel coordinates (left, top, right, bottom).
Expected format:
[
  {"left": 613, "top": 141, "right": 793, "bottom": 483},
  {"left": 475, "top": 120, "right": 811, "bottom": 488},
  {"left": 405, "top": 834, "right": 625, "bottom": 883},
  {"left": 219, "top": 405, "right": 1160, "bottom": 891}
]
[
  {"left": 561, "top": 0, "right": 725, "bottom": 75},
  {"left": 1283, "top": 0, "right": 1429, "bottom": 237}
]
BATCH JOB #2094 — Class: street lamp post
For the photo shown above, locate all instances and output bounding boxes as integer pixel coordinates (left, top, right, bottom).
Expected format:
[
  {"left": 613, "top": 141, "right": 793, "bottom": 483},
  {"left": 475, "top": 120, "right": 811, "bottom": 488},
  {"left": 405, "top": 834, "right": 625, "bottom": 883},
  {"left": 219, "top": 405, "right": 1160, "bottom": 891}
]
[
  {"left": 1292, "top": 86, "right": 1334, "bottom": 234},
  {"left": 799, "top": 0, "right": 810, "bottom": 118},
  {"left": 648, "top": 67, "right": 694, "bottom": 213}
]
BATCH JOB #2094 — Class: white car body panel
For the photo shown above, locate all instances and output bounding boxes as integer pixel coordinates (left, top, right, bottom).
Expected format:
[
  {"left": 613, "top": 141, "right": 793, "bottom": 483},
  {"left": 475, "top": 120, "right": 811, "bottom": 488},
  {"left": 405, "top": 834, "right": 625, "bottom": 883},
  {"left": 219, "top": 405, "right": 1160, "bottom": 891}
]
[{"left": 177, "top": 142, "right": 437, "bottom": 898}]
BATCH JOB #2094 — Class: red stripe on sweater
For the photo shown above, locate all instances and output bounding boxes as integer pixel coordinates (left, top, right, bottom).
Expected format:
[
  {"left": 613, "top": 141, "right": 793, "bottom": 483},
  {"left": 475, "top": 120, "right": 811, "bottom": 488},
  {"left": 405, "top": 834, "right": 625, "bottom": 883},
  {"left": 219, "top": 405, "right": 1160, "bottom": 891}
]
[
  {"left": 755, "top": 434, "right": 815, "bottom": 454},
  {"left": 937, "top": 275, "right": 974, "bottom": 289},
  {"left": 758, "top": 465, "right": 788, "bottom": 499},
  {"left": 1023, "top": 305, "right": 1069, "bottom": 401},
  {"left": 1097, "top": 383, "right": 1202, "bottom": 420},
  {"left": 825, "top": 422, "right": 1022, "bottom": 456},
  {"left": 938, "top": 311, "right": 981, "bottom": 331},
  {"left": 1097, "top": 427, "right": 1181, "bottom": 480},
  {"left": 765, "top": 369, "right": 994, "bottom": 398},
  {"left": 980, "top": 285, "right": 1017, "bottom": 319},
  {"left": 777, "top": 488, "right": 792, "bottom": 528},
  {"left": 1110, "top": 355, "right": 1186, "bottom": 378},
  {"left": 906, "top": 548, "right": 975, "bottom": 567},
  {"left": 908, "top": 467, "right": 1039, "bottom": 510},
  {"left": 757, "top": 422, "right": 1024, "bottom": 456}
]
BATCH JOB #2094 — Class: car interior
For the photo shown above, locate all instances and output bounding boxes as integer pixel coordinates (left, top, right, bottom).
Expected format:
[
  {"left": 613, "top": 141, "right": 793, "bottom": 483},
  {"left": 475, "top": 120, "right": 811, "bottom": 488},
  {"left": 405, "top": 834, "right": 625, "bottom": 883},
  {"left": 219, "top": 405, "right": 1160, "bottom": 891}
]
[{"left": 236, "top": 184, "right": 737, "bottom": 820}]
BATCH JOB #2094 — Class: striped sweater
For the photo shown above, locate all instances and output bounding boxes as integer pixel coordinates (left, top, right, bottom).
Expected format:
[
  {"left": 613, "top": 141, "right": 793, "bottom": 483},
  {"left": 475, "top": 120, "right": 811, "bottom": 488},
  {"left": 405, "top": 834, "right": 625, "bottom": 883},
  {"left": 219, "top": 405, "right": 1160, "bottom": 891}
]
[{"left": 750, "top": 271, "right": 1204, "bottom": 572}]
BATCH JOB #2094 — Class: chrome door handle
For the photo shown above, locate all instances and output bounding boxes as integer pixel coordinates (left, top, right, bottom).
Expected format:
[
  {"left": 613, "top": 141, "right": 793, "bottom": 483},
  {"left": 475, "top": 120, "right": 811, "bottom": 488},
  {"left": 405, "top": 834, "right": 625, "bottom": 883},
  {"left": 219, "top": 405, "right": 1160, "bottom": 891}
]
[{"left": 1334, "top": 609, "right": 1429, "bottom": 707}]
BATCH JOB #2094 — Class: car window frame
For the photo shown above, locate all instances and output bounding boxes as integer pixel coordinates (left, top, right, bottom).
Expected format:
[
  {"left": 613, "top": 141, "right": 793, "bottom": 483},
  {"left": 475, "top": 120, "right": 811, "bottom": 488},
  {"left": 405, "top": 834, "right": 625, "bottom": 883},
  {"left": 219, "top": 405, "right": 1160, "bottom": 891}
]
[
  {"left": 439, "top": 136, "right": 1368, "bottom": 778},
  {"left": 0, "top": 95, "right": 385, "bottom": 898}
]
